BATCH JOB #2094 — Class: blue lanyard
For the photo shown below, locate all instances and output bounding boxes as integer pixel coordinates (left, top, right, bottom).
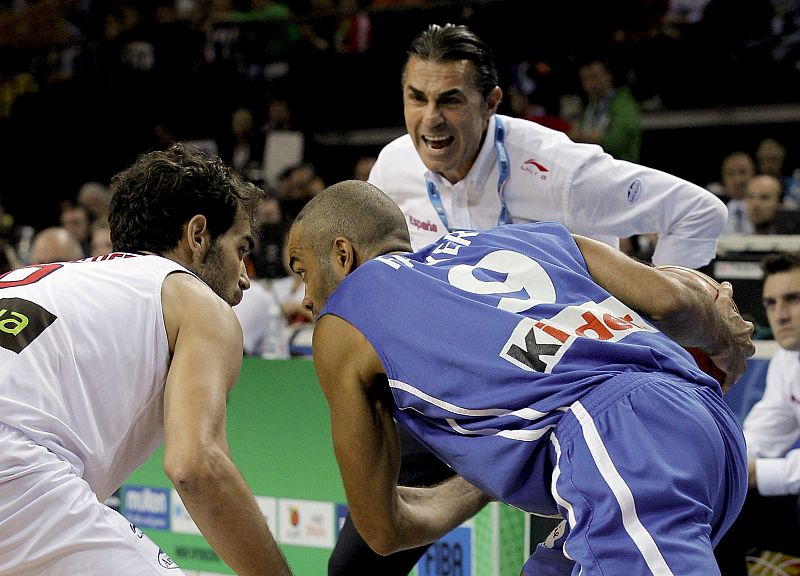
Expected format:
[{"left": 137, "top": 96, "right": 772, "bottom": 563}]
[{"left": 425, "top": 116, "right": 511, "bottom": 233}]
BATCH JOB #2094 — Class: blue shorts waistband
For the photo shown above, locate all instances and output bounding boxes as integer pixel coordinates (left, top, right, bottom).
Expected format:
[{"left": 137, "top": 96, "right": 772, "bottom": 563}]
[{"left": 556, "top": 371, "right": 711, "bottom": 439}]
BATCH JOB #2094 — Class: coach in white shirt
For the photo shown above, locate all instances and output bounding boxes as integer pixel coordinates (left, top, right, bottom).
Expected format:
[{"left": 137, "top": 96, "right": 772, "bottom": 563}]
[{"left": 368, "top": 25, "right": 727, "bottom": 268}]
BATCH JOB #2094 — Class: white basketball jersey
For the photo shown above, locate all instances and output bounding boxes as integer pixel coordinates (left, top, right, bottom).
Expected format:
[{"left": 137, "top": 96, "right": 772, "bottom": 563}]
[{"left": 0, "top": 253, "right": 189, "bottom": 500}]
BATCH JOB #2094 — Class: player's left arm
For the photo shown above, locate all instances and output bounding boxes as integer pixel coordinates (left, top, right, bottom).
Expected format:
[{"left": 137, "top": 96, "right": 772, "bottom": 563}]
[
  {"left": 573, "top": 234, "right": 754, "bottom": 385},
  {"left": 312, "top": 313, "right": 490, "bottom": 555},
  {"left": 161, "top": 273, "right": 291, "bottom": 576}
]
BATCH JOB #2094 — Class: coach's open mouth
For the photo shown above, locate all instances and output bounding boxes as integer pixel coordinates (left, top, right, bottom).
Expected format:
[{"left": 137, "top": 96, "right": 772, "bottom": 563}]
[{"left": 422, "top": 135, "right": 454, "bottom": 150}]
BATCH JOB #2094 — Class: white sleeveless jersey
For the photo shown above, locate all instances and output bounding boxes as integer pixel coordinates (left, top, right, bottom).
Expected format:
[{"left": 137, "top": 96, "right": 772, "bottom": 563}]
[{"left": 0, "top": 253, "right": 189, "bottom": 501}]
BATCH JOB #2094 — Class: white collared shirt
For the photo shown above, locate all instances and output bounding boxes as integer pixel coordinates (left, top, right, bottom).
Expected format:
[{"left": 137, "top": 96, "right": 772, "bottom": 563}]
[
  {"left": 369, "top": 114, "right": 727, "bottom": 268},
  {"left": 744, "top": 348, "right": 800, "bottom": 495}
]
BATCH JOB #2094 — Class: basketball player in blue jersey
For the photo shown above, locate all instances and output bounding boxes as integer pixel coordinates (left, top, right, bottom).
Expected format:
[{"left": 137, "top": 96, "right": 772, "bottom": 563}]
[{"left": 287, "top": 180, "right": 755, "bottom": 576}]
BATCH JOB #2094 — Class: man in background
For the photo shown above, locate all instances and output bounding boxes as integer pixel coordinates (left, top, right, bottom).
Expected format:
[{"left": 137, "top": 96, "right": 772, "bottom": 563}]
[
  {"left": 715, "top": 251, "right": 800, "bottom": 574},
  {"left": 28, "top": 226, "right": 84, "bottom": 264},
  {"left": 744, "top": 174, "right": 783, "bottom": 235},
  {"left": 569, "top": 57, "right": 642, "bottom": 163}
]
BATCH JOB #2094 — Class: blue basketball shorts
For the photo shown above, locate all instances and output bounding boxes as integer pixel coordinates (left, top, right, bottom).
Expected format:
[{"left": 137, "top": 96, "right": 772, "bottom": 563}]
[{"left": 523, "top": 372, "right": 747, "bottom": 576}]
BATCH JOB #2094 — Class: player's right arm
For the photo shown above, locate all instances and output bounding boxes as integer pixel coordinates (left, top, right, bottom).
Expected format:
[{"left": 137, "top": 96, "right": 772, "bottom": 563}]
[
  {"left": 313, "top": 313, "right": 490, "bottom": 555},
  {"left": 161, "top": 272, "right": 291, "bottom": 576}
]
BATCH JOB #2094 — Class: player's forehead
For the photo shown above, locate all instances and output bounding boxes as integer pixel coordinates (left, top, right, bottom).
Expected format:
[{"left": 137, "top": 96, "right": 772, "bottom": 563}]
[
  {"left": 286, "top": 226, "right": 310, "bottom": 268},
  {"left": 287, "top": 224, "right": 303, "bottom": 249},
  {"left": 220, "top": 209, "right": 252, "bottom": 241}
]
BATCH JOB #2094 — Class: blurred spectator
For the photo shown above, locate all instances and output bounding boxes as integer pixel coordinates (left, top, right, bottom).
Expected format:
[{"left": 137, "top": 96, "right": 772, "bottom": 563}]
[
  {"left": 770, "top": 0, "right": 800, "bottom": 65},
  {"left": 262, "top": 97, "right": 304, "bottom": 190},
  {"left": 276, "top": 162, "right": 324, "bottom": 223},
  {"left": 28, "top": 227, "right": 85, "bottom": 264},
  {"left": 718, "top": 151, "right": 757, "bottom": 202},
  {"left": 745, "top": 174, "right": 784, "bottom": 235},
  {"left": 59, "top": 202, "right": 91, "bottom": 256},
  {"left": 756, "top": 137, "right": 800, "bottom": 205},
  {"left": 89, "top": 219, "right": 113, "bottom": 257},
  {"left": 0, "top": 68, "right": 37, "bottom": 119},
  {"left": 294, "top": 0, "right": 333, "bottom": 55},
  {"left": 756, "top": 138, "right": 788, "bottom": 179},
  {"left": 219, "top": 106, "right": 265, "bottom": 183},
  {"left": 715, "top": 151, "right": 757, "bottom": 234},
  {"left": 265, "top": 96, "right": 293, "bottom": 131},
  {"left": 334, "top": 0, "right": 371, "bottom": 54},
  {"left": 506, "top": 61, "right": 572, "bottom": 134},
  {"left": 233, "top": 279, "right": 290, "bottom": 359},
  {"left": 507, "top": 87, "right": 573, "bottom": 134},
  {"left": 569, "top": 57, "right": 642, "bottom": 163},
  {"left": 225, "top": 0, "right": 301, "bottom": 74},
  {"left": 352, "top": 155, "right": 376, "bottom": 181},
  {"left": 664, "top": 0, "right": 712, "bottom": 25},
  {"left": 0, "top": 196, "right": 13, "bottom": 244},
  {"left": 250, "top": 195, "right": 286, "bottom": 279},
  {"left": 77, "top": 181, "right": 111, "bottom": 225}
]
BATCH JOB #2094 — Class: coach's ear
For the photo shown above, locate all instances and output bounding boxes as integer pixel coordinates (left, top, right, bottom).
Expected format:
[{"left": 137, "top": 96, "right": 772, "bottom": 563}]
[
  {"left": 332, "top": 236, "right": 357, "bottom": 277},
  {"left": 484, "top": 86, "right": 503, "bottom": 120}
]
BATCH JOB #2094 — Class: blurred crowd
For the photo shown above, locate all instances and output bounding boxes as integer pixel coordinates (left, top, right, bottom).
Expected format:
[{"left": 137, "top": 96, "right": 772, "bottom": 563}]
[{"left": 2, "top": 0, "right": 800, "bottom": 356}]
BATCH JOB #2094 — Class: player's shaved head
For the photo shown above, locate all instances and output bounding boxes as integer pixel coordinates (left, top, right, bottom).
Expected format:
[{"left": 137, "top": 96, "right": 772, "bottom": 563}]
[{"left": 293, "top": 180, "right": 411, "bottom": 263}]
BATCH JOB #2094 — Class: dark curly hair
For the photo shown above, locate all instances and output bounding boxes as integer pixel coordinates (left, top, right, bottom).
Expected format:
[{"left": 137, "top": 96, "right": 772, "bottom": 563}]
[{"left": 109, "top": 143, "right": 263, "bottom": 254}]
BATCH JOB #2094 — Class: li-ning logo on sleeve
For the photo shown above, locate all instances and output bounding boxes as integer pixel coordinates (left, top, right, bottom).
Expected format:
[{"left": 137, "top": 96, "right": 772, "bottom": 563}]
[{"left": 0, "top": 298, "right": 57, "bottom": 354}]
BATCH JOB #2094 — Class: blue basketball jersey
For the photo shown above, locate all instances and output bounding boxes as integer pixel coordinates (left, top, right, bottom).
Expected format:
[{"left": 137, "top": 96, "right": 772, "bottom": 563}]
[{"left": 319, "top": 222, "right": 720, "bottom": 514}]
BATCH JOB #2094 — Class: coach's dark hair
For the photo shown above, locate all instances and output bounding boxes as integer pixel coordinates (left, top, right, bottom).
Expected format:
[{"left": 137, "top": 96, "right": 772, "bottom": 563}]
[
  {"left": 293, "top": 180, "right": 411, "bottom": 264},
  {"left": 402, "top": 24, "right": 499, "bottom": 99},
  {"left": 762, "top": 251, "right": 800, "bottom": 279},
  {"left": 109, "top": 143, "right": 262, "bottom": 254}
]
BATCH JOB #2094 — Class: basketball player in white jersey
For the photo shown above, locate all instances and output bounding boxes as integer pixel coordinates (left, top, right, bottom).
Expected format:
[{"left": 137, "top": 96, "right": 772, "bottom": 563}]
[{"left": 0, "top": 144, "right": 291, "bottom": 576}]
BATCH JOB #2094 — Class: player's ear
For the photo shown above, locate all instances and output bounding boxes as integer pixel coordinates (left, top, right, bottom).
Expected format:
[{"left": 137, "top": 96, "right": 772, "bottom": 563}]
[
  {"left": 333, "top": 237, "right": 356, "bottom": 275},
  {"left": 186, "top": 214, "right": 210, "bottom": 255}
]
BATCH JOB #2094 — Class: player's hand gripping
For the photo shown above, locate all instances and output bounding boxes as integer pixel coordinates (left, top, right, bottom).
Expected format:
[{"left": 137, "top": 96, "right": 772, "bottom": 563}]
[{"left": 709, "top": 281, "right": 756, "bottom": 392}]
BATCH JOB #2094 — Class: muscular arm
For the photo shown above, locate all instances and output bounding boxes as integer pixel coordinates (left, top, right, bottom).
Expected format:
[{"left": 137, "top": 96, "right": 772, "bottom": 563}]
[
  {"left": 574, "top": 235, "right": 755, "bottom": 389},
  {"left": 161, "top": 273, "right": 291, "bottom": 576},
  {"left": 313, "top": 314, "right": 490, "bottom": 556}
]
